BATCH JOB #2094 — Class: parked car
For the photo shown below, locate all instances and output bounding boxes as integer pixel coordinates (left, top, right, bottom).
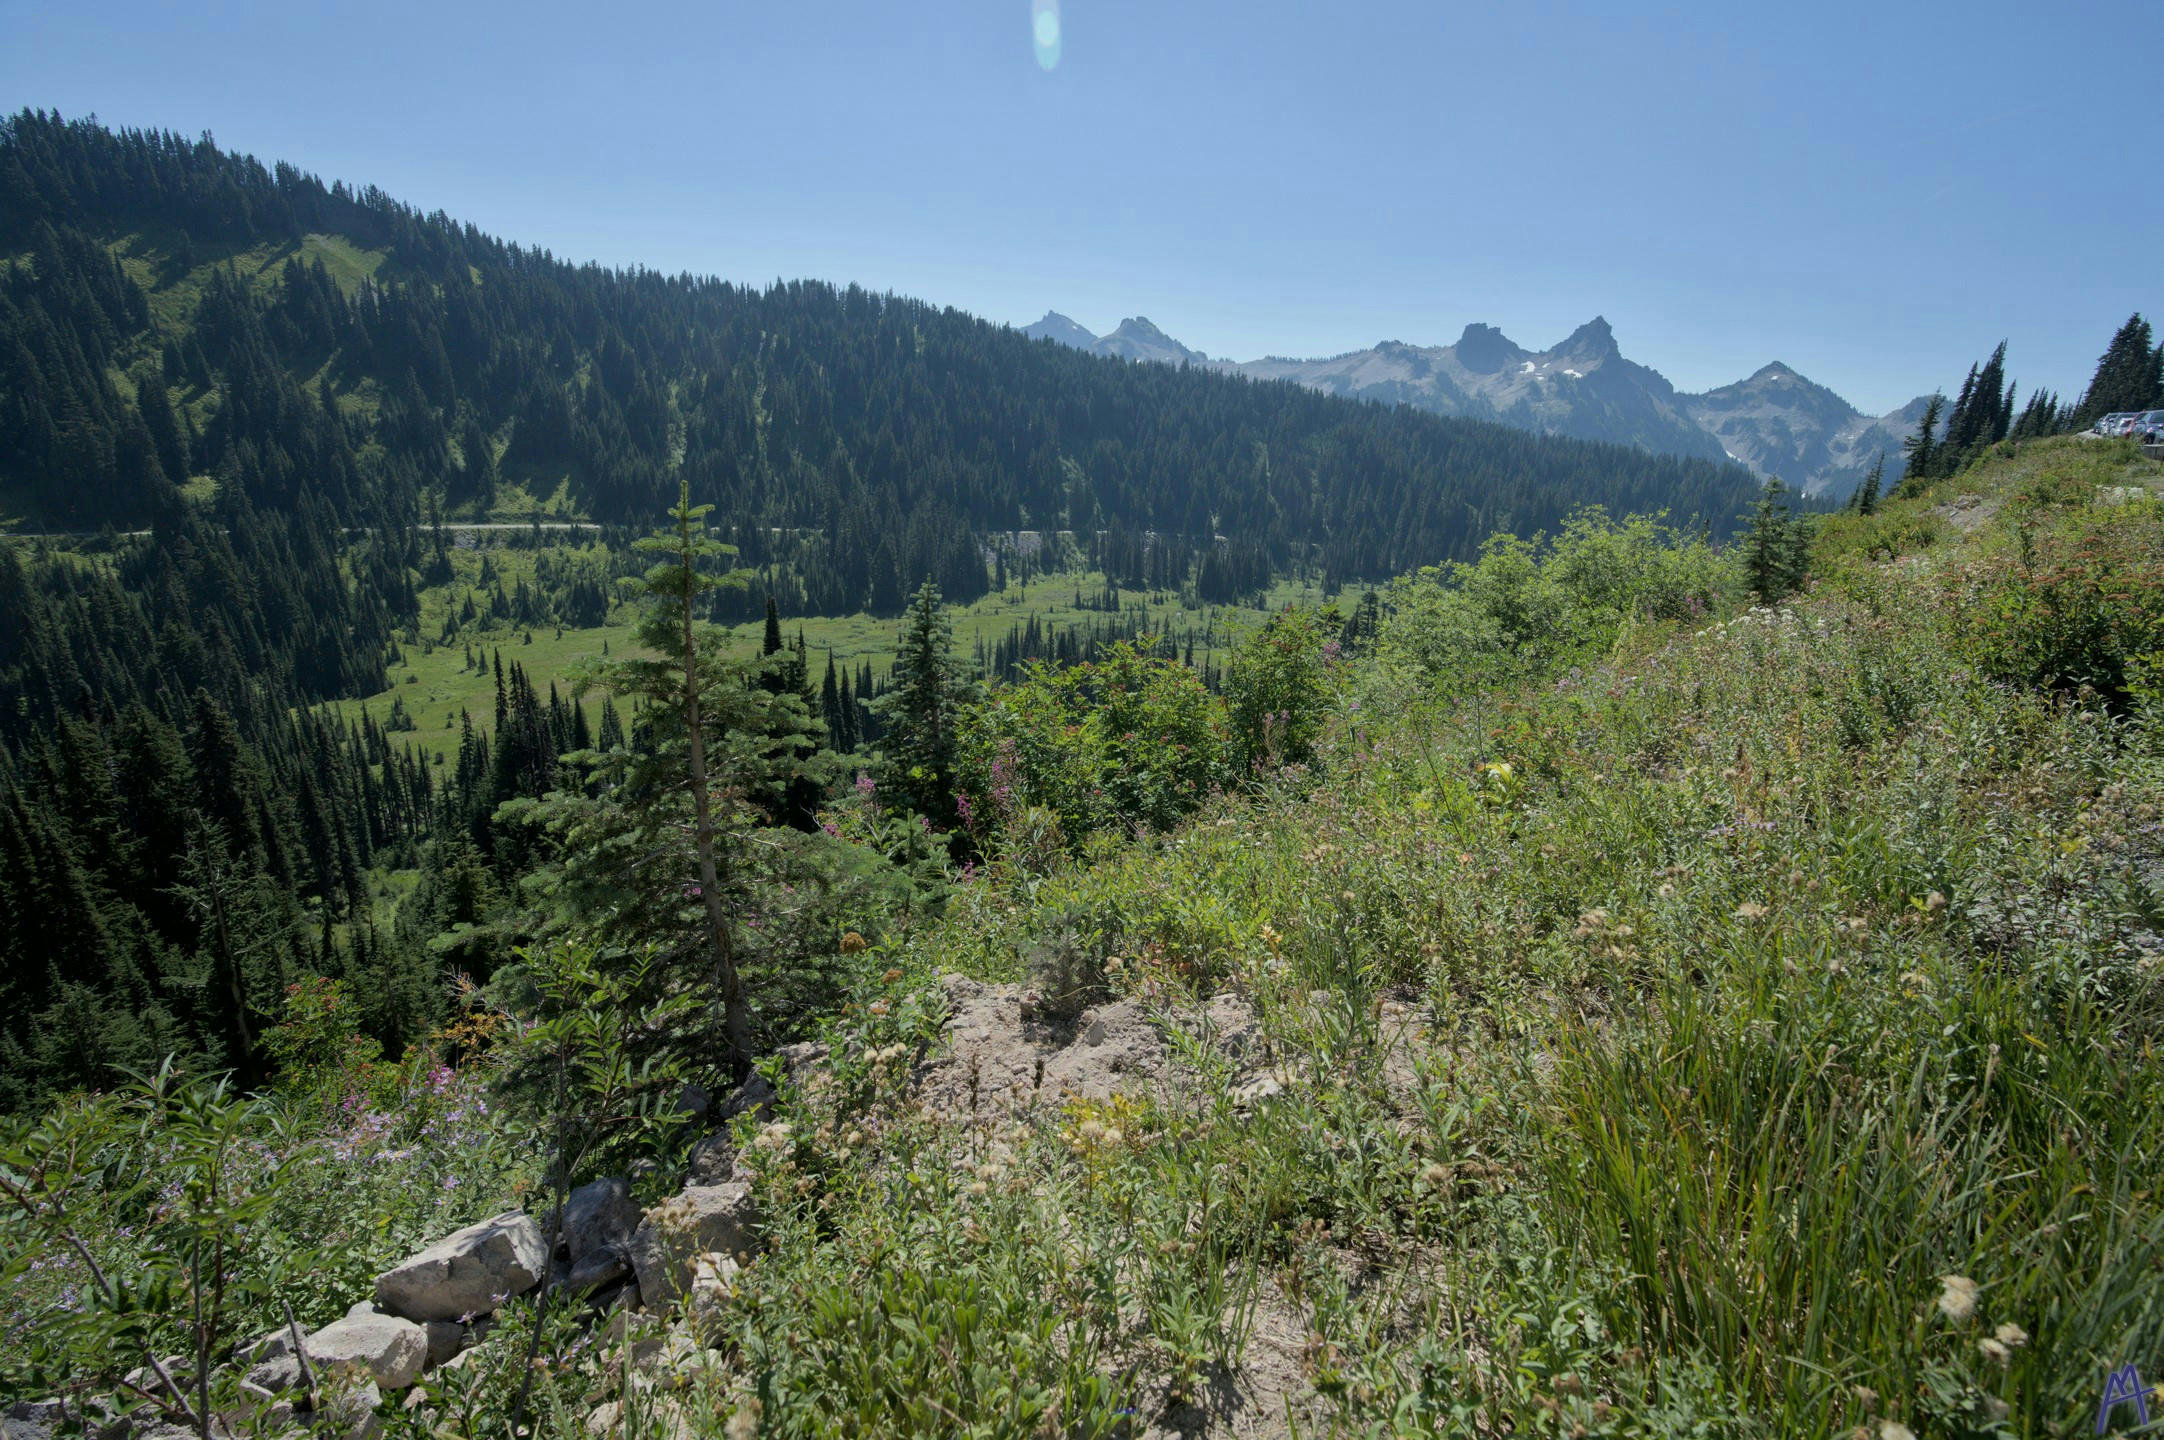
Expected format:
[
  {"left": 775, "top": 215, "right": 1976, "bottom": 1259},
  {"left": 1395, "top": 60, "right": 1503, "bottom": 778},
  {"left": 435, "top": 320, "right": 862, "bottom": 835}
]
[
  {"left": 2136, "top": 409, "right": 2164, "bottom": 442},
  {"left": 2092, "top": 412, "right": 2131, "bottom": 435}
]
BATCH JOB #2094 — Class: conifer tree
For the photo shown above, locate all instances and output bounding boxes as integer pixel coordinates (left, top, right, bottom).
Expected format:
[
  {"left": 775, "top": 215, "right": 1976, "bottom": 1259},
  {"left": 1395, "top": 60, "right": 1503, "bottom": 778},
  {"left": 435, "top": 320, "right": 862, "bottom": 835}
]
[
  {"left": 2072, "top": 314, "right": 2160, "bottom": 425},
  {"left": 873, "top": 579, "right": 977, "bottom": 827},
  {"left": 1900, "top": 394, "right": 1944, "bottom": 493},
  {"left": 1743, "top": 479, "right": 1809, "bottom": 604},
  {"left": 1855, "top": 453, "right": 1883, "bottom": 516}
]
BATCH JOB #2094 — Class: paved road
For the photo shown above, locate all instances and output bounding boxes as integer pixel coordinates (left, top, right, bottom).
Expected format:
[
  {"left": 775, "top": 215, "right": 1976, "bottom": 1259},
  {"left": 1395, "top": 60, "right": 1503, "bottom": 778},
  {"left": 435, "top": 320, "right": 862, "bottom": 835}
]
[{"left": 5, "top": 521, "right": 605, "bottom": 541}]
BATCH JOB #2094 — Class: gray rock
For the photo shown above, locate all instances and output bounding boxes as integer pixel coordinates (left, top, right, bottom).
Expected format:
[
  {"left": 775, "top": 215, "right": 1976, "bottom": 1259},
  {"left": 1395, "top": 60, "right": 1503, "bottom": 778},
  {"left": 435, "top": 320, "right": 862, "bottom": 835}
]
[
  {"left": 715, "top": 1071, "right": 777, "bottom": 1124},
  {"left": 373, "top": 1212, "right": 546, "bottom": 1322},
  {"left": 305, "top": 1310, "right": 428, "bottom": 1390},
  {"left": 318, "top": 1379, "right": 383, "bottom": 1440},
  {"left": 245, "top": 1354, "right": 306, "bottom": 1393},
  {"left": 551, "top": 1178, "right": 640, "bottom": 1266},
  {"left": 564, "top": 1247, "right": 631, "bottom": 1295},
  {"left": 422, "top": 1321, "right": 466, "bottom": 1371},
  {"left": 683, "top": 1132, "right": 736, "bottom": 1186},
  {"left": 627, "top": 1182, "right": 758, "bottom": 1308},
  {"left": 238, "top": 1327, "right": 295, "bottom": 1365},
  {"left": 676, "top": 1083, "right": 710, "bottom": 1121}
]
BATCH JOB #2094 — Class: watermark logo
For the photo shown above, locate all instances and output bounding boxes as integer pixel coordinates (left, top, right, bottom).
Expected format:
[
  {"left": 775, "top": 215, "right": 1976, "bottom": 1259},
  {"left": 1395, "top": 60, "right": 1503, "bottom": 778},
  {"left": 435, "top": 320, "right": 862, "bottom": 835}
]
[{"left": 2097, "top": 1362, "right": 2149, "bottom": 1435}]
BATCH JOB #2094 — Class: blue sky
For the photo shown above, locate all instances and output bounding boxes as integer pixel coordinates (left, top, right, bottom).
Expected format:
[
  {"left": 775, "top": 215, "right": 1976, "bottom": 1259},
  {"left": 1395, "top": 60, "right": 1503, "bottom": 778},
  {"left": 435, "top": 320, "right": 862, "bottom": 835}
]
[{"left": 4, "top": 0, "right": 2155, "bottom": 414}]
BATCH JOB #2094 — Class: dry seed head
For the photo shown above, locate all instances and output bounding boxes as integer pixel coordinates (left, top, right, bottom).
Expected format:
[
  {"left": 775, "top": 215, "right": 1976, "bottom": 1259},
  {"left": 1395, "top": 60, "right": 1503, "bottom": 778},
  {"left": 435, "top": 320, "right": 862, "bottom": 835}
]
[
  {"left": 1978, "top": 1338, "right": 2010, "bottom": 1366},
  {"left": 1993, "top": 1322, "right": 2028, "bottom": 1348},
  {"left": 1936, "top": 1275, "right": 1979, "bottom": 1323}
]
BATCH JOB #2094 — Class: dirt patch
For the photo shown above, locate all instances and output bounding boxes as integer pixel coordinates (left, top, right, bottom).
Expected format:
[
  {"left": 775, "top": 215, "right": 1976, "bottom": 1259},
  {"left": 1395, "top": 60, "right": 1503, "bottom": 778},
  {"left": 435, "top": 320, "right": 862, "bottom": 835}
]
[
  {"left": 1932, "top": 492, "right": 2001, "bottom": 533},
  {"left": 918, "top": 975, "right": 1264, "bottom": 1122},
  {"left": 1141, "top": 1276, "right": 1326, "bottom": 1439}
]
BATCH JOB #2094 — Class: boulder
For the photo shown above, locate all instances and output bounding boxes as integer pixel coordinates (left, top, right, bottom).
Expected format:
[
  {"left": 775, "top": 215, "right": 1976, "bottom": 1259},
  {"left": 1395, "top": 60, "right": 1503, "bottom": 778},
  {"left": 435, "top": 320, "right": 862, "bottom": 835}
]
[
  {"left": 422, "top": 1321, "right": 467, "bottom": 1370},
  {"left": 565, "top": 1247, "right": 631, "bottom": 1295},
  {"left": 317, "top": 1379, "right": 384, "bottom": 1440},
  {"left": 374, "top": 1212, "right": 546, "bottom": 1322},
  {"left": 238, "top": 1327, "right": 297, "bottom": 1365},
  {"left": 305, "top": 1310, "right": 427, "bottom": 1390},
  {"left": 550, "top": 1177, "right": 640, "bottom": 1266},
  {"left": 682, "top": 1132, "right": 737, "bottom": 1187},
  {"left": 245, "top": 1353, "right": 306, "bottom": 1394},
  {"left": 627, "top": 1183, "right": 758, "bottom": 1308}
]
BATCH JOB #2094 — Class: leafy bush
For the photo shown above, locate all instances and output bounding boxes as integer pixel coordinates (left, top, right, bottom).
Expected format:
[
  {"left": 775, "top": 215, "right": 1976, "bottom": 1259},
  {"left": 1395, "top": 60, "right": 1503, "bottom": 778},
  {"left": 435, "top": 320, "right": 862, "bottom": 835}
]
[
  {"left": 1955, "top": 503, "right": 2164, "bottom": 705},
  {"left": 1376, "top": 509, "right": 1733, "bottom": 693},
  {"left": 955, "top": 641, "right": 1231, "bottom": 851}
]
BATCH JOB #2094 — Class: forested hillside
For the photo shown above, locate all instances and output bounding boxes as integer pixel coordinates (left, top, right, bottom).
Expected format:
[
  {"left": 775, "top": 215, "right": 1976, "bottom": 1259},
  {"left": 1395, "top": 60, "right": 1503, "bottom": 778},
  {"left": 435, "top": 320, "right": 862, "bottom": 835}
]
[{"left": 0, "top": 108, "right": 1759, "bottom": 598}]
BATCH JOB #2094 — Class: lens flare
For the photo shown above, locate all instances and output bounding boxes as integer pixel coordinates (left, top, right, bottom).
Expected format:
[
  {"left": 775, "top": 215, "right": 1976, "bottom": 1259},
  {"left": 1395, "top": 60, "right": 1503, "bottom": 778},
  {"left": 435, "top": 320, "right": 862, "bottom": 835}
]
[{"left": 1031, "top": 0, "right": 1061, "bottom": 70}]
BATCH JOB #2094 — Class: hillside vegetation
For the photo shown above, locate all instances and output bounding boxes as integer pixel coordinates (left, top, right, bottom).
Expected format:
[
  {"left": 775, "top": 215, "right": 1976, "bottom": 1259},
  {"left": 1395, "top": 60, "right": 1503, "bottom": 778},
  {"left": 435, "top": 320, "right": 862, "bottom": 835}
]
[{"left": 6, "top": 433, "right": 2159, "bottom": 1439}]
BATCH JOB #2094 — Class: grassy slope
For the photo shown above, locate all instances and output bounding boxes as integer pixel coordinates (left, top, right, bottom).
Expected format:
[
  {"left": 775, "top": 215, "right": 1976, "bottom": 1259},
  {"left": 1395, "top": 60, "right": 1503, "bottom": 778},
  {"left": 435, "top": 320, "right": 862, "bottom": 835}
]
[
  {"left": 14, "top": 438, "right": 2159, "bottom": 1438},
  {"left": 711, "top": 435, "right": 2164, "bottom": 1438}
]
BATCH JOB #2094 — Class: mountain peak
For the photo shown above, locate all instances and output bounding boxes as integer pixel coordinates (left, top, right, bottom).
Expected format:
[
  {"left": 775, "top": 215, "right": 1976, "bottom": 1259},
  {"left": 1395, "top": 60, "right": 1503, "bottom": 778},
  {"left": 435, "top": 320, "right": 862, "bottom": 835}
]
[
  {"left": 1553, "top": 316, "right": 1618, "bottom": 362},
  {"left": 1021, "top": 311, "right": 1099, "bottom": 350},
  {"left": 1452, "top": 322, "right": 1525, "bottom": 374}
]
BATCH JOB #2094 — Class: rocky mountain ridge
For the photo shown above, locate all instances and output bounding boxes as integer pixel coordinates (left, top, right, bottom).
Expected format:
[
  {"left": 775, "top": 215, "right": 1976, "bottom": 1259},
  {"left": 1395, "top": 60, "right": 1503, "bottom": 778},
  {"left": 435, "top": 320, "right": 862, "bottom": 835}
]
[{"left": 1025, "top": 311, "right": 1926, "bottom": 497}]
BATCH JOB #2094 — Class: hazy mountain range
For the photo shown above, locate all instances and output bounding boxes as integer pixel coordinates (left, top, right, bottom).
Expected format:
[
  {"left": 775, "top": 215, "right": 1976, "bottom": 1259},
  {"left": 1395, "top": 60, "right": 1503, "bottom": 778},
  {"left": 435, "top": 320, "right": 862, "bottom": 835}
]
[{"left": 1022, "top": 312, "right": 1927, "bottom": 498}]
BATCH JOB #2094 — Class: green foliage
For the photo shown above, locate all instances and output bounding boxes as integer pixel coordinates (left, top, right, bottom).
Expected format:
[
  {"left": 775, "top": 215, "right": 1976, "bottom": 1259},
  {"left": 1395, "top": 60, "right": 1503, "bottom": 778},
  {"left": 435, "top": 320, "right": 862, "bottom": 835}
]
[
  {"left": 873, "top": 579, "right": 978, "bottom": 829},
  {"left": 1743, "top": 477, "right": 1812, "bottom": 603},
  {"left": 489, "top": 942, "right": 701, "bottom": 1188},
  {"left": 1224, "top": 607, "right": 1339, "bottom": 772},
  {"left": 1373, "top": 509, "right": 1733, "bottom": 693},
  {"left": 2071, "top": 312, "right": 2162, "bottom": 426},
  {"left": 956, "top": 640, "right": 1231, "bottom": 850},
  {"left": 1954, "top": 501, "right": 2164, "bottom": 706}
]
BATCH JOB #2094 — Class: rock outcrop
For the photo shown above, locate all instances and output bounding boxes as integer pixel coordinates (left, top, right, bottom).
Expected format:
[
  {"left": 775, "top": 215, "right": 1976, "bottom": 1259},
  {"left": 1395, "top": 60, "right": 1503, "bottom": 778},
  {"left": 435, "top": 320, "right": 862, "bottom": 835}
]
[
  {"left": 374, "top": 1211, "right": 547, "bottom": 1322},
  {"left": 303, "top": 1309, "right": 428, "bottom": 1390},
  {"left": 627, "top": 1182, "right": 758, "bottom": 1309}
]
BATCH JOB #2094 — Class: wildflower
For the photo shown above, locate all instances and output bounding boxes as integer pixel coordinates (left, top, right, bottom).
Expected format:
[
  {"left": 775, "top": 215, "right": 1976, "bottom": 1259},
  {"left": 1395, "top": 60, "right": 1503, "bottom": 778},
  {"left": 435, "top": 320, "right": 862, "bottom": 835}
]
[
  {"left": 1734, "top": 902, "right": 1770, "bottom": 921},
  {"left": 844, "top": 1130, "right": 864, "bottom": 1147},
  {"left": 1993, "top": 1321, "right": 2028, "bottom": 1348},
  {"left": 966, "top": 1181, "right": 988, "bottom": 1197},
  {"left": 1657, "top": 882, "right": 1676, "bottom": 898},
  {"left": 882, "top": 968, "right": 903, "bottom": 983},
  {"left": 1978, "top": 1337, "right": 2010, "bottom": 1366},
  {"left": 1925, "top": 891, "right": 1947, "bottom": 913},
  {"left": 724, "top": 1395, "right": 763, "bottom": 1440},
  {"left": 1936, "top": 1274, "right": 1979, "bottom": 1323},
  {"left": 840, "top": 931, "right": 868, "bottom": 955},
  {"left": 1878, "top": 1422, "right": 1915, "bottom": 1440},
  {"left": 1419, "top": 1161, "right": 1450, "bottom": 1188}
]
